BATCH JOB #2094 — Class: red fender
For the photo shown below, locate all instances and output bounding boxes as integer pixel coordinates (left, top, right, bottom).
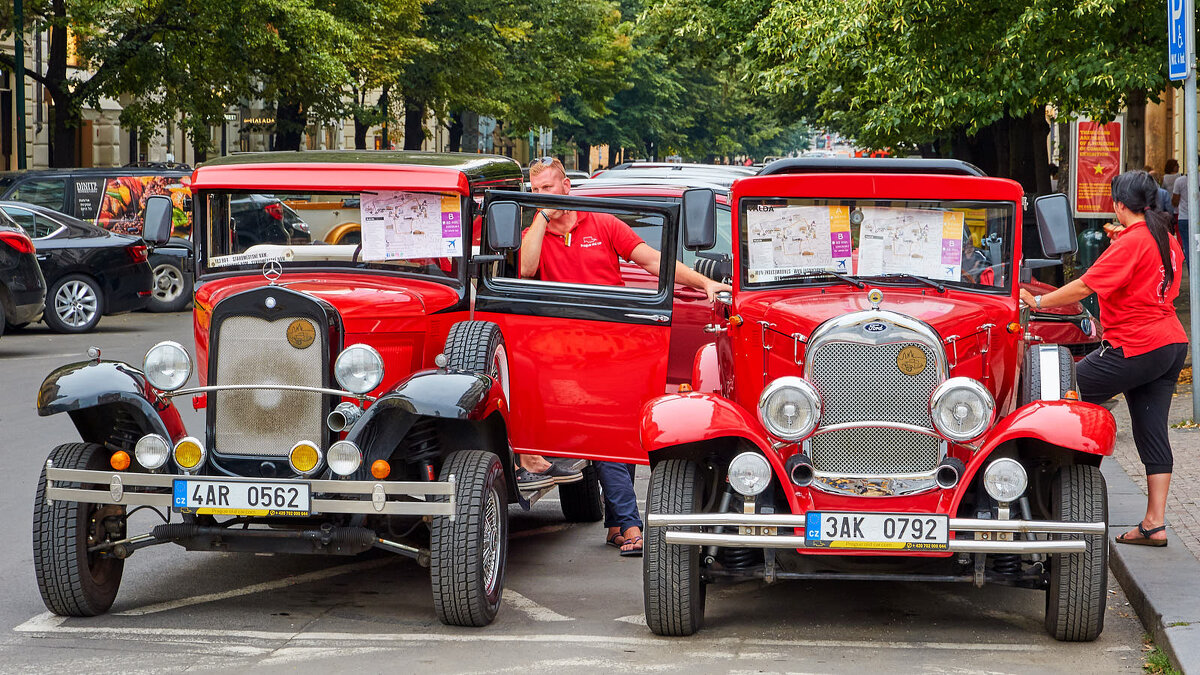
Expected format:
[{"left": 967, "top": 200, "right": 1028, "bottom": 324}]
[
  {"left": 691, "top": 343, "right": 720, "bottom": 393},
  {"left": 640, "top": 391, "right": 789, "bottom": 471},
  {"left": 977, "top": 399, "right": 1116, "bottom": 458}
]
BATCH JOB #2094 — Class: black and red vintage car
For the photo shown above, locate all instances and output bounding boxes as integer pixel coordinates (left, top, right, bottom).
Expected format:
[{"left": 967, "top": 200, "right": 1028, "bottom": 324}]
[{"left": 638, "top": 158, "right": 1115, "bottom": 641}]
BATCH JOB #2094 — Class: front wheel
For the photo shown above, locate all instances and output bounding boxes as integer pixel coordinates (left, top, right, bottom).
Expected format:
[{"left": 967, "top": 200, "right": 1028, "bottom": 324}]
[
  {"left": 1044, "top": 464, "right": 1108, "bottom": 641},
  {"left": 45, "top": 274, "right": 103, "bottom": 333},
  {"left": 147, "top": 254, "right": 193, "bottom": 312},
  {"left": 430, "top": 449, "right": 508, "bottom": 627},
  {"left": 33, "top": 442, "right": 126, "bottom": 616},
  {"left": 644, "top": 459, "right": 707, "bottom": 636}
]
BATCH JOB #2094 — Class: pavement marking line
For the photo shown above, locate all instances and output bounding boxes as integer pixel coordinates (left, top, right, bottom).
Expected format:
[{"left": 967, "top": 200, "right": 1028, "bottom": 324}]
[
  {"left": 112, "top": 557, "right": 394, "bottom": 616},
  {"left": 12, "top": 612, "right": 66, "bottom": 633},
  {"left": 501, "top": 590, "right": 574, "bottom": 622},
  {"left": 10, "top": 622, "right": 1048, "bottom": 653},
  {"left": 613, "top": 614, "right": 646, "bottom": 626}
]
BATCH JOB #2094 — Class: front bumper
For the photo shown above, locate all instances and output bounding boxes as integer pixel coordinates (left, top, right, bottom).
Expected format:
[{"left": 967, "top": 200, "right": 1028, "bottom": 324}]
[
  {"left": 646, "top": 513, "right": 1107, "bottom": 554},
  {"left": 44, "top": 464, "right": 455, "bottom": 518}
]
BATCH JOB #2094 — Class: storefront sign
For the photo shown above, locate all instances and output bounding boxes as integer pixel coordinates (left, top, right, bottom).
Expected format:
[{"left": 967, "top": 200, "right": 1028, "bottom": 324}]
[{"left": 1070, "top": 118, "right": 1124, "bottom": 219}]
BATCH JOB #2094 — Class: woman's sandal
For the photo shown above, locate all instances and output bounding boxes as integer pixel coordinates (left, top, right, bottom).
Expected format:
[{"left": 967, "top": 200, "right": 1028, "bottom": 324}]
[
  {"left": 1115, "top": 523, "right": 1168, "bottom": 547},
  {"left": 606, "top": 531, "right": 627, "bottom": 549},
  {"left": 619, "top": 534, "right": 643, "bottom": 558}
]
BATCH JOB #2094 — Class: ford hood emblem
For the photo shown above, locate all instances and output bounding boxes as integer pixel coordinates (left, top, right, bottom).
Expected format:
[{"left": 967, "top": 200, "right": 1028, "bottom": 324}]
[{"left": 864, "top": 321, "right": 888, "bottom": 333}]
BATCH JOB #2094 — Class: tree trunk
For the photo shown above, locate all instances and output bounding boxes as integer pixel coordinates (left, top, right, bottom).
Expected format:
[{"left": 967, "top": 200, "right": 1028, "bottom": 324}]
[
  {"left": 353, "top": 116, "right": 369, "bottom": 149},
  {"left": 1125, "top": 89, "right": 1146, "bottom": 172},
  {"left": 404, "top": 99, "right": 425, "bottom": 151},
  {"left": 576, "top": 141, "right": 591, "bottom": 173},
  {"left": 447, "top": 112, "right": 464, "bottom": 153},
  {"left": 378, "top": 88, "right": 391, "bottom": 149},
  {"left": 47, "top": 3, "right": 77, "bottom": 167},
  {"left": 1028, "top": 110, "right": 1051, "bottom": 195},
  {"left": 608, "top": 145, "right": 620, "bottom": 167},
  {"left": 272, "top": 99, "right": 306, "bottom": 151}
]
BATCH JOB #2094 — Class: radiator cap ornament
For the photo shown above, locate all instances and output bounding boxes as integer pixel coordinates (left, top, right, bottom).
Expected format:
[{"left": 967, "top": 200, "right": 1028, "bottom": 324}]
[
  {"left": 867, "top": 288, "right": 883, "bottom": 309},
  {"left": 263, "top": 259, "right": 283, "bottom": 283}
]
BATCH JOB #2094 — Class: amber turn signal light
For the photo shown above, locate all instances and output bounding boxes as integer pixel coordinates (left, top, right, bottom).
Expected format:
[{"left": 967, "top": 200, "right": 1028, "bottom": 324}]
[
  {"left": 371, "top": 459, "right": 391, "bottom": 479},
  {"left": 1006, "top": 322, "right": 1021, "bottom": 334},
  {"left": 1064, "top": 390, "right": 1079, "bottom": 400},
  {"left": 729, "top": 315, "right": 743, "bottom": 327},
  {"left": 678, "top": 383, "right": 693, "bottom": 393},
  {"left": 110, "top": 451, "right": 131, "bottom": 471}
]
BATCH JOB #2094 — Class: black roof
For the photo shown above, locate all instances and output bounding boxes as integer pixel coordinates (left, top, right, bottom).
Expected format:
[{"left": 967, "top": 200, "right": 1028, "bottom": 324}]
[{"left": 757, "top": 157, "right": 985, "bottom": 177}]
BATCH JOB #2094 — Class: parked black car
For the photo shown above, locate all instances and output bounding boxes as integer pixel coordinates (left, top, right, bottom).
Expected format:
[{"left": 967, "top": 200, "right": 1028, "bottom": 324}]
[
  {"left": 0, "top": 209, "right": 46, "bottom": 339},
  {"left": 231, "top": 193, "right": 311, "bottom": 247},
  {"left": 0, "top": 202, "right": 154, "bottom": 333},
  {"left": 0, "top": 165, "right": 194, "bottom": 312}
]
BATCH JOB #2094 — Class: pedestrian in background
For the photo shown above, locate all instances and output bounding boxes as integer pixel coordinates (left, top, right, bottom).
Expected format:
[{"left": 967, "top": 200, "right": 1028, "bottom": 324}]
[
  {"left": 1172, "top": 171, "right": 1190, "bottom": 266},
  {"left": 1163, "top": 158, "right": 1181, "bottom": 192},
  {"left": 1021, "top": 170, "right": 1186, "bottom": 547}
]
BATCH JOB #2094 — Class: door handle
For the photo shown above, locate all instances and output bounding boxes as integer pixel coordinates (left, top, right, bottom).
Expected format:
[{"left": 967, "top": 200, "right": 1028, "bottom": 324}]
[{"left": 624, "top": 313, "right": 669, "bottom": 323}]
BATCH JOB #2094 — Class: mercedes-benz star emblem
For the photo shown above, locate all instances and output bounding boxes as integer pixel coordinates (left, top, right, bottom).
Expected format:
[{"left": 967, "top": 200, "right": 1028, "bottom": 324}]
[{"left": 263, "top": 259, "right": 283, "bottom": 283}]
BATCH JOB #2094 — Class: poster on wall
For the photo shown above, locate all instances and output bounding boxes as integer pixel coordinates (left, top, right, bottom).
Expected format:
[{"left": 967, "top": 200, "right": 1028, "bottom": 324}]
[{"left": 1070, "top": 117, "right": 1124, "bottom": 219}]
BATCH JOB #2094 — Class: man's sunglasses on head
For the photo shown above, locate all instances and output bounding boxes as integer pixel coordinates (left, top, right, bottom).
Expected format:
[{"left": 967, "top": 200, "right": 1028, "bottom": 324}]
[{"left": 529, "top": 157, "right": 554, "bottom": 167}]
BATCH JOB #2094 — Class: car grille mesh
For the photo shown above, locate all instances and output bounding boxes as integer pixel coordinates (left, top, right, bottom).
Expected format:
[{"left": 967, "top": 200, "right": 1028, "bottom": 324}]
[
  {"left": 808, "top": 340, "right": 941, "bottom": 475},
  {"left": 212, "top": 315, "right": 324, "bottom": 457}
]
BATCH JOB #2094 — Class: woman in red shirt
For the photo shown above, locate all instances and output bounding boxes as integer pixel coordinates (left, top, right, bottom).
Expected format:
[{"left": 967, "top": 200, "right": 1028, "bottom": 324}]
[{"left": 1020, "top": 170, "right": 1187, "bottom": 547}]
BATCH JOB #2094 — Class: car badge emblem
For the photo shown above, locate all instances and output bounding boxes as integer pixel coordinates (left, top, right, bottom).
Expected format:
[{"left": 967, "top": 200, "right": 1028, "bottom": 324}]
[
  {"left": 897, "top": 345, "right": 927, "bottom": 376},
  {"left": 864, "top": 322, "right": 887, "bottom": 333},
  {"left": 287, "top": 319, "right": 316, "bottom": 350},
  {"left": 263, "top": 259, "right": 283, "bottom": 283},
  {"left": 867, "top": 288, "right": 884, "bottom": 310}
]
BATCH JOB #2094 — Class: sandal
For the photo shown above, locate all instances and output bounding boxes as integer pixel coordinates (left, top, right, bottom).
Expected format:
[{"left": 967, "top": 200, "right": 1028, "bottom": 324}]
[
  {"left": 619, "top": 535, "right": 643, "bottom": 558},
  {"left": 606, "top": 531, "right": 627, "bottom": 549},
  {"left": 1115, "top": 523, "right": 1168, "bottom": 547}
]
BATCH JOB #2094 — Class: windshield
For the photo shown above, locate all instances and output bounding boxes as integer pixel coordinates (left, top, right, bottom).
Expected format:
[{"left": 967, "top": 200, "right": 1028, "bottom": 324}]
[
  {"left": 738, "top": 198, "right": 1015, "bottom": 292},
  {"left": 199, "top": 190, "right": 464, "bottom": 282}
]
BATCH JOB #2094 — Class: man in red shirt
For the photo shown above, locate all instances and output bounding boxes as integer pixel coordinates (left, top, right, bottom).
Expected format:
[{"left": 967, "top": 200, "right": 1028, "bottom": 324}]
[{"left": 519, "top": 157, "right": 731, "bottom": 555}]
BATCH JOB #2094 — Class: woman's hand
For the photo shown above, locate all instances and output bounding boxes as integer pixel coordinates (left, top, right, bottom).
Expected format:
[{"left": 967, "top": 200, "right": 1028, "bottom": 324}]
[
  {"left": 1103, "top": 222, "right": 1126, "bottom": 240},
  {"left": 1019, "top": 288, "right": 1037, "bottom": 309}
]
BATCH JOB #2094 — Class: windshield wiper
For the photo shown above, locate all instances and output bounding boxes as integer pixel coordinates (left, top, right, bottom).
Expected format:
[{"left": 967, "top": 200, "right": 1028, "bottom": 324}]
[
  {"left": 779, "top": 270, "right": 866, "bottom": 289},
  {"left": 866, "top": 273, "right": 946, "bottom": 293}
]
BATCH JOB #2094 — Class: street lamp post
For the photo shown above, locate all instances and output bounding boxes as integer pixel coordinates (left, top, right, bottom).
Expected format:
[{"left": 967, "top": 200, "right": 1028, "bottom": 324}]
[{"left": 13, "top": 0, "right": 28, "bottom": 169}]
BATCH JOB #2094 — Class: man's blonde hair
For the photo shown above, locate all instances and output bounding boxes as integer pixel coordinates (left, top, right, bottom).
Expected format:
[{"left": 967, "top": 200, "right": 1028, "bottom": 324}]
[{"left": 529, "top": 156, "right": 566, "bottom": 180}]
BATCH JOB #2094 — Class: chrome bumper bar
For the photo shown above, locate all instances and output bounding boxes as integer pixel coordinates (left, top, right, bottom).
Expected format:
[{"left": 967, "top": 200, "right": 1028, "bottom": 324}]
[
  {"left": 44, "top": 464, "right": 454, "bottom": 518},
  {"left": 646, "top": 513, "right": 1106, "bottom": 554}
]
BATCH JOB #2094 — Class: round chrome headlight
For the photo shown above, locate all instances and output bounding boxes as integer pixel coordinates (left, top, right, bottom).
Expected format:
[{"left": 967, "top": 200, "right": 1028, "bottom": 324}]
[
  {"left": 758, "top": 377, "right": 821, "bottom": 440},
  {"left": 134, "top": 434, "right": 170, "bottom": 470},
  {"left": 289, "top": 441, "right": 323, "bottom": 476},
  {"left": 173, "top": 436, "right": 206, "bottom": 472},
  {"left": 930, "top": 377, "right": 995, "bottom": 442},
  {"left": 334, "top": 344, "right": 384, "bottom": 394},
  {"left": 728, "top": 451, "right": 772, "bottom": 496},
  {"left": 327, "top": 441, "right": 363, "bottom": 477},
  {"left": 143, "top": 341, "right": 192, "bottom": 391},
  {"left": 983, "top": 457, "right": 1028, "bottom": 503}
]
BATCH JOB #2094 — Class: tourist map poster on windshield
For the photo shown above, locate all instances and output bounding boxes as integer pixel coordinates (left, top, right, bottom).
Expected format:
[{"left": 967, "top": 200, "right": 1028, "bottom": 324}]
[
  {"left": 745, "top": 205, "right": 853, "bottom": 282},
  {"left": 856, "top": 208, "right": 963, "bottom": 282},
  {"left": 360, "top": 191, "right": 462, "bottom": 261}
]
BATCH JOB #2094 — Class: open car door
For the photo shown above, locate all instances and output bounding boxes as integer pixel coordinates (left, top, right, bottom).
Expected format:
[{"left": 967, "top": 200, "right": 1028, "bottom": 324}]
[{"left": 473, "top": 191, "right": 680, "bottom": 464}]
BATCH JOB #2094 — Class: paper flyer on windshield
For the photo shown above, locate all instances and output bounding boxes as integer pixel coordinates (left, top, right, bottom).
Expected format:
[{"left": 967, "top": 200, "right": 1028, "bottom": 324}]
[
  {"left": 360, "top": 192, "right": 462, "bottom": 261},
  {"left": 856, "top": 208, "right": 963, "bottom": 282},
  {"left": 745, "top": 205, "right": 853, "bottom": 282}
]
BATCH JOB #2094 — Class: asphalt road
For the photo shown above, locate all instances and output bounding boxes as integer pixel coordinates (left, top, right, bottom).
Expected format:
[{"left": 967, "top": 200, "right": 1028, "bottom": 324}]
[{"left": 0, "top": 311, "right": 1149, "bottom": 673}]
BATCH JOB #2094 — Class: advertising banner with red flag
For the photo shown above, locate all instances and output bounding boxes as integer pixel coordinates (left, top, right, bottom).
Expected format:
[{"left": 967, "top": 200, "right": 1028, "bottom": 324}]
[{"left": 1070, "top": 117, "right": 1124, "bottom": 218}]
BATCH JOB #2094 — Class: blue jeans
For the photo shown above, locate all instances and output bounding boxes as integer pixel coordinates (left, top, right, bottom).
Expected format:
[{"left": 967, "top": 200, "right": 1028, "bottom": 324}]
[
  {"left": 596, "top": 461, "right": 642, "bottom": 531},
  {"left": 1180, "top": 219, "right": 1190, "bottom": 268}
]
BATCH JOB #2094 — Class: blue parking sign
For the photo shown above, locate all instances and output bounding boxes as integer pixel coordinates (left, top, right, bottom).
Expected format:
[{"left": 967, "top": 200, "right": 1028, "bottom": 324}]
[{"left": 1169, "top": 0, "right": 1190, "bottom": 81}]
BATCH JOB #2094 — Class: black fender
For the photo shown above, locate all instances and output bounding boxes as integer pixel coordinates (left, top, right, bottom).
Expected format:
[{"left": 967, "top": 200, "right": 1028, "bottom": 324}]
[
  {"left": 37, "top": 360, "right": 186, "bottom": 448},
  {"left": 344, "top": 369, "right": 517, "bottom": 499}
]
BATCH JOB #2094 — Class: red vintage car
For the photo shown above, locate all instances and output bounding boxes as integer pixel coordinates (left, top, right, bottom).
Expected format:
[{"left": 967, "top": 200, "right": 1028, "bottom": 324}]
[
  {"left": 29, "top": 152, "right": 628, "bottom": 628},
  {"left": 638, "top": 158, "right": 1115, "bottom": 641}
]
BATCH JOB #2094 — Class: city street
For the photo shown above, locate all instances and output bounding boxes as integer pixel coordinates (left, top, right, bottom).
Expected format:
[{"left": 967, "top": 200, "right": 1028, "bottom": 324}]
[{"left": 0, "top": 312, "right": 1149, "bottom": 673}]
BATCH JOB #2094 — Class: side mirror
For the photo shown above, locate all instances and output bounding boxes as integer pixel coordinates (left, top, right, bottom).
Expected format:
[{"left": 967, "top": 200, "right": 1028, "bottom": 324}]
[
  {"left": 486, "top": 201, "right": 522, "bottom": 251},
  {"left": 1033, "top": 193, "right": 1077, "bottom": 257},
  {"left": 682, "top": 188, "right": 716, "bottom": 251},
  {"left": 142, "top": 194, "right": 174, "bottom": 245}
]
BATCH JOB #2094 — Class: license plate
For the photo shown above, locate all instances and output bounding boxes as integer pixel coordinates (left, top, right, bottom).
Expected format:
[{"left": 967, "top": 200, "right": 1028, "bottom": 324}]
[
  {"left": 805, "top": 512, "right": 949, "bottom": 551},
  {"left": 173, "top": 479, "right": 311, "bottom": 517}
]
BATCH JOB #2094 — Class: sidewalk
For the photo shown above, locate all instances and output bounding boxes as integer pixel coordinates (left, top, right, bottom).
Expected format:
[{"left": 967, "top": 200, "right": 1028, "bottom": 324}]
[{"left": 1105, "top": 387, "right": 1200, "bottom": 673}]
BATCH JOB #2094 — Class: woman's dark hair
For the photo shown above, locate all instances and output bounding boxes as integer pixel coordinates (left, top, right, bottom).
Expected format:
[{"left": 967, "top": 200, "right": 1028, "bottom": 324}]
[
  {"left": 1165, "top": 158, "right": 1180, "bottom": 174},
  {"left": 1111, "top": 170, "right": 1174, "bottom": 297}
]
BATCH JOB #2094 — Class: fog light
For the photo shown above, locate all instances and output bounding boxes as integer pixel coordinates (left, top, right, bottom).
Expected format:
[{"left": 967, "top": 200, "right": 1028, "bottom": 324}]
[
  {"left": 983, "top": 458, "right": 1028, "bottom": 503},
  {"left": 135, "top": 433, "right": 170, "bottom": 470},
  {"left": 289, "top": 441, "right": 322, "bottom": 476},
  {"left": 728, "top": 451, "right": 772, "bottom": 496},
  {"left": 174, "top": 437, "right": 206, "bottom": 471},
  {"left": 328, "top": 441, "right": 362, "bottom": 476}
]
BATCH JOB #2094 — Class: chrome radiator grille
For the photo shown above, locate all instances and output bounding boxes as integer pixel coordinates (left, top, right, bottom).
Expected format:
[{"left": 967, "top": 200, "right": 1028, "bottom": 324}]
[
  {"left": 808, "top": 340, "right": 941, "bottom": 475},
  {"left": 211, "top": 315, "right": 325, "bottom": 457}
]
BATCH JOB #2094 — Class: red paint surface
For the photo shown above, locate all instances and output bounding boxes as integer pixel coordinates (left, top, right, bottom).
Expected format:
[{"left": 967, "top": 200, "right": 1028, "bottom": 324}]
[{"left": 189, "top": 163, "right": 471, "bottom": 195}]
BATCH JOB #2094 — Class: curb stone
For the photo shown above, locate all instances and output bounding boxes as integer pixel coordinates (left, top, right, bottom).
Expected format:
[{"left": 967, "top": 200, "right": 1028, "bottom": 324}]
[{"left": 1102, "top": 460, "right": 1200, "bottom": 674}]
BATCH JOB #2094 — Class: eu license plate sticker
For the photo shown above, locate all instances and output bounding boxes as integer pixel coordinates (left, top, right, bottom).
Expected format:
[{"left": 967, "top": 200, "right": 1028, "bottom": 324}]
[
  {"left": 173, "top": 480, "right": 311, "bottom": 517},
  {"left": 805, "top": 512, "right": 949, "bottom": 551}
]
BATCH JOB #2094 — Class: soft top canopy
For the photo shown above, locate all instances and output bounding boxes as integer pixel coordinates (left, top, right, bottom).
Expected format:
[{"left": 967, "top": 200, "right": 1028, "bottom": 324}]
[
  {"left": 190, "top": 150, "right": 522, "bottom": 194},
  {"left": 759, "top": 157, "right": 985, "bottom": 177}
]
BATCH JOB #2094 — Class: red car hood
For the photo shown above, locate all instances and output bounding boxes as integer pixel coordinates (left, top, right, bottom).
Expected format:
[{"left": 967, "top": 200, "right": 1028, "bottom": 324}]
[{"left": 745, "top": 286, "right": 1010, "bottom": 339}]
